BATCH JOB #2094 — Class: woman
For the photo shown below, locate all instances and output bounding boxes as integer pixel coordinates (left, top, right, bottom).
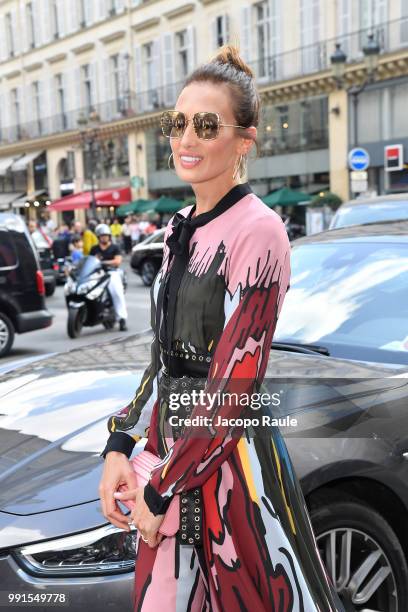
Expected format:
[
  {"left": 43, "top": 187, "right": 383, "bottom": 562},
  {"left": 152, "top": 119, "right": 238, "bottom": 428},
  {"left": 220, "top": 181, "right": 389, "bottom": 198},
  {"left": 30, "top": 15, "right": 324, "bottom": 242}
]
[
  {"left": 99, "top": 46, "right": 345, "bottom": 611},
  {"left": 110, "top": 217, "right": 123, "bottom": 245}
]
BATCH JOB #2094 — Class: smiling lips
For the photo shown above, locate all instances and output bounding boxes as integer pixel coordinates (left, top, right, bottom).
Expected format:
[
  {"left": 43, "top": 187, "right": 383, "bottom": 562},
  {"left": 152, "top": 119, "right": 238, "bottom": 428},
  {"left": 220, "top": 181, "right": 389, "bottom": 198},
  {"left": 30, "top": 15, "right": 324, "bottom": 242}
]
[{"left": 179, "top": 155, "right": 203, "bottom": 168}]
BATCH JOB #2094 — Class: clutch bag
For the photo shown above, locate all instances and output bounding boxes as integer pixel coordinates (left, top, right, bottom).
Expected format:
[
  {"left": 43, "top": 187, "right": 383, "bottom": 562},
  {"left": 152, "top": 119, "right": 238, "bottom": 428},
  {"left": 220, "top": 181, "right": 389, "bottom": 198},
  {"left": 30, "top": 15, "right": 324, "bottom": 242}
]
[{"left": 116, "top": 450, "right": 180, "bottom": 537}]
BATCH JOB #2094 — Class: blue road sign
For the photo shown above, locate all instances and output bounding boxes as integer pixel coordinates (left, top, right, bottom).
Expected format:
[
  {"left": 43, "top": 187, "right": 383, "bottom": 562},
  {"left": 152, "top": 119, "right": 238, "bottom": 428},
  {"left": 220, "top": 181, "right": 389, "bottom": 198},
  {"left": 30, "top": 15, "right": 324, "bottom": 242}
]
[{"left": 348, "top": 148, "right": 370, "bottom": 171}]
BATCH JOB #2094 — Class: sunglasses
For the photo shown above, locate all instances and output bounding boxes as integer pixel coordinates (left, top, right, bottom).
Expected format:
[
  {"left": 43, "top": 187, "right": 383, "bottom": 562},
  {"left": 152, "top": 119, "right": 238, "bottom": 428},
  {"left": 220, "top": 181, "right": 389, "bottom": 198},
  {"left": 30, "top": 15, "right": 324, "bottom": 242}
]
[{"left": 160, "top": 110, "right": 247, "bottom": 140}]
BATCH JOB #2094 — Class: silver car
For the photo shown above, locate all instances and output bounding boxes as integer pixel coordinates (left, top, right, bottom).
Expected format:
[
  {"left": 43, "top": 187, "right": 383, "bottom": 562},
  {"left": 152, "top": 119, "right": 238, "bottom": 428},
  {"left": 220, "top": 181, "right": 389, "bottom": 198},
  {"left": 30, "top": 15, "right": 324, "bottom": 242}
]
[{"left": 329, "top": 193, "right": 408, "bottom": 229}]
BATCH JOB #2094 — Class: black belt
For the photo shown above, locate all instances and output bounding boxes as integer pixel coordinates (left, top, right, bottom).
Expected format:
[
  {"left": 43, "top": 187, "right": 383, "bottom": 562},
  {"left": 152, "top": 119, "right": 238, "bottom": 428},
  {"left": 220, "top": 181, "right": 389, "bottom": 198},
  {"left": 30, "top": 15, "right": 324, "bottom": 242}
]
[{"left": 160, "top": 347, "right": 211, "bottom": 378}]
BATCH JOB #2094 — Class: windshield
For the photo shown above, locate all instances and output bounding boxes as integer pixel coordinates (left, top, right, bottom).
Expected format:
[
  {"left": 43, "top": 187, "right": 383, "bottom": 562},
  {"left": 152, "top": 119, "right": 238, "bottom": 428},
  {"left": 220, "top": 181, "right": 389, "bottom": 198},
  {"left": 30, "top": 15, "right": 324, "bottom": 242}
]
[
  {"left": 274, "top": 241, "right": 408, "bottom": 365},
  {"left": 74, "top": 255, "right": 102, "bottom": 281},
  {"left": 330, "top": 200, "right": 408, "bottom": 229}
]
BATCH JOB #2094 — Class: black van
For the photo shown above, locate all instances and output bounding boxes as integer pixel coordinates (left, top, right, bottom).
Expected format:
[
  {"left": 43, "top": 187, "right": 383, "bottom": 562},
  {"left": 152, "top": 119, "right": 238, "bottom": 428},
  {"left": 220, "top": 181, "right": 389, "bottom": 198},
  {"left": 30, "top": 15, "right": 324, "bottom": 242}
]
[{"left": 0, "top": 213, "right": 53, "bottom": 357}]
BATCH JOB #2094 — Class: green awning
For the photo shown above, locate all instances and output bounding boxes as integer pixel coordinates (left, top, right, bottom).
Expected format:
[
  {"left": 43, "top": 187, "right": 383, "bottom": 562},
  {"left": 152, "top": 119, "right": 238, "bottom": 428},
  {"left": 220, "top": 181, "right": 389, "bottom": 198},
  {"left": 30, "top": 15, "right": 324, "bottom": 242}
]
[
  {"left": 136, "top": 199, "right": 157, "bottom": 213},
  {"left": 154, "top": 195, "right": 184, "bottom": 214},
  {"left": 262, "top": 187, "right": 311, "bottom": 207},
  {"left": 116, "top": 199, "right": 154, "bottom": 215}
]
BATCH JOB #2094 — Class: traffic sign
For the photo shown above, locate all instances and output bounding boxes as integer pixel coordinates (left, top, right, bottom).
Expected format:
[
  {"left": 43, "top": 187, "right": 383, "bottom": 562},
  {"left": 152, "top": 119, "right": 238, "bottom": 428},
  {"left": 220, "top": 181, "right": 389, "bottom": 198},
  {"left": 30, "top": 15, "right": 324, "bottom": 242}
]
[
  {"left": 385, "top": 144, "right": 404, "bottom": 171},
  {"left": 350, "top": 171, "right": 368, "bottom": 181},
  {"left": 348, "top": 148, "right": 370, "bottom": 171}
]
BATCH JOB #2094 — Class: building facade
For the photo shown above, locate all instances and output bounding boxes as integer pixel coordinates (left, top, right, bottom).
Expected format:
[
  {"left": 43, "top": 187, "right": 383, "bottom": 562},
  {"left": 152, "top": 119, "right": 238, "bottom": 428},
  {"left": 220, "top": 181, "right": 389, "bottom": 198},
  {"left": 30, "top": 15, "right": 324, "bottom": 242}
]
[{"left": 0, "top": 0, "right": 407, "bottom": 222}]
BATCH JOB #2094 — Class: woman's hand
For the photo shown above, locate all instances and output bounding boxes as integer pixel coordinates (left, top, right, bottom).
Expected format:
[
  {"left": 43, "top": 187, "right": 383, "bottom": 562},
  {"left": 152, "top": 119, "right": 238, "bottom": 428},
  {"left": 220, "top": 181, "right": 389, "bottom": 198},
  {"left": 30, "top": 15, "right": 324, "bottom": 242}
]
[
  {"left": 99, "top": 451, "right": 139, "bottom": 532},
  {"left": 114, "top": 486, "right": 165, "bottom": 548}
]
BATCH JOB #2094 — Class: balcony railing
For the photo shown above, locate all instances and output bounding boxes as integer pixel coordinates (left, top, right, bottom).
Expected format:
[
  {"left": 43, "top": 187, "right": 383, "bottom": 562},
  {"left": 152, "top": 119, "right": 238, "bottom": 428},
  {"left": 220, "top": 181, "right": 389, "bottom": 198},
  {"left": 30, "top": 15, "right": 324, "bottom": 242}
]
[{"left": 0, "top": 16, "right": 407, "bottom": 147}]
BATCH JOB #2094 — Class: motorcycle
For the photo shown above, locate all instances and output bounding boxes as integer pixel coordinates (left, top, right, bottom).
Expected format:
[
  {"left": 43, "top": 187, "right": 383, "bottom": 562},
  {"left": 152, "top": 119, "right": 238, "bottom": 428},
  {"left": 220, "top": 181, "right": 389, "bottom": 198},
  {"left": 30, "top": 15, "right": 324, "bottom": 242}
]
[{"left": 64, "top": 255, "right": 127, "bottom": 338}]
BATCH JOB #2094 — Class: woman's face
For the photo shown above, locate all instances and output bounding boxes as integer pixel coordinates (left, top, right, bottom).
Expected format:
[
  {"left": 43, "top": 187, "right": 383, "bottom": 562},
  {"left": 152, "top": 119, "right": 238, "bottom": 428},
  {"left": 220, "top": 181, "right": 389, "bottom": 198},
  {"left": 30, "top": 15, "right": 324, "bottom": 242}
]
[{"left": 170, "top": 81, "right": 256, "bottom": 186}]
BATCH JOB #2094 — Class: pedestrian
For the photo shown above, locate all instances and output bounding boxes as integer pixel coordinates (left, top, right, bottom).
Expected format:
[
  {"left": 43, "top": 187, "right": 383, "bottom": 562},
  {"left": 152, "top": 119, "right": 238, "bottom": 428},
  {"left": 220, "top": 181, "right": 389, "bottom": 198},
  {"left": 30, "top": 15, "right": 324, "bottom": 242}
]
[
  {"left": 137, "top": 214, "right": 150, "bottom": 241},
  {"left": 28, "top": 219, "right": 52, "bottom": 249},
  {"left": 122, "top": 215, "right": 133, "bottom": 255},
  {"left": 98, "top": 44, "right": 344, "bottom": 612},
  {"left": 129, "top": 214, "right": 141, "bottom": 246},
  {"left": 144, "top": 218, "right": 157, "bottom": 236},
  {"left": 71, "top": 220, "right": 84, "bottom": 237},
  {"left": 70, "top": 234, "right": 84, "bottom": 264},
  {"left": 82, "top": 219, "right": 98, "bottom": 255},
  {"left": 110, "top": 217, "right": 123, "bottom": 246}
]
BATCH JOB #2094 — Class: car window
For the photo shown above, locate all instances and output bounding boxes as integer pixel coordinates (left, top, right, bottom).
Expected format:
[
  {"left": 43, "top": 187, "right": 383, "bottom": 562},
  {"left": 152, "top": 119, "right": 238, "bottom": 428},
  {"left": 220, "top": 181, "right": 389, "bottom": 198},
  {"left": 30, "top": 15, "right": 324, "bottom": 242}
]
[
  {"left": 275, "top": 241, "right": 408, "bottom": 365},
  {"left": 331, "top": 201, "right": 408, "bottom": 229},
  {"left": 149, "top": 231, "right": 165, "bottom": 244},
  {"left": 0, "top": 231, "right": 18, "bottom": 269}
]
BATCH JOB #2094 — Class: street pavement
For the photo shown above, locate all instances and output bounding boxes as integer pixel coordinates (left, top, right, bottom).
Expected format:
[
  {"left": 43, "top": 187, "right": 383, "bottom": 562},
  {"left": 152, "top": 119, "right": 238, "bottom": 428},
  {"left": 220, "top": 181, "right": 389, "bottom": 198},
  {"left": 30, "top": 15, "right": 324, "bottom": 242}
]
[{"left": 2, "top": 255, "right": 151, "bottom": 367}]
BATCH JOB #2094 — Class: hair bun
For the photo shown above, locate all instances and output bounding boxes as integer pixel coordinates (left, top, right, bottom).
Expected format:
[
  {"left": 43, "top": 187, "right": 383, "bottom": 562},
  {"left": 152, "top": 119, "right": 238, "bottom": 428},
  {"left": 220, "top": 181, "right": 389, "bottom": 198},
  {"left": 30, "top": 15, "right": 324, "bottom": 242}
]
[{"left": 212, "top": 44, "right": 254, "bottom": 79}]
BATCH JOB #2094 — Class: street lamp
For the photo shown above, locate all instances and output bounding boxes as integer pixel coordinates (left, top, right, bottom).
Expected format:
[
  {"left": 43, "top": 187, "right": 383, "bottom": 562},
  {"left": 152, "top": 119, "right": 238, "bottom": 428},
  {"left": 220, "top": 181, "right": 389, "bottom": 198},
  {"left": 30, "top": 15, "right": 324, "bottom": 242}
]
[
  {"left": 330, "top": 43, "right": 347, "bottom": 88},
  {"left": 330, "top": 33, "right": 380, "bottom": 146},
  {"left": 77, "top": 111, "right": 101, "bottom": 219}
]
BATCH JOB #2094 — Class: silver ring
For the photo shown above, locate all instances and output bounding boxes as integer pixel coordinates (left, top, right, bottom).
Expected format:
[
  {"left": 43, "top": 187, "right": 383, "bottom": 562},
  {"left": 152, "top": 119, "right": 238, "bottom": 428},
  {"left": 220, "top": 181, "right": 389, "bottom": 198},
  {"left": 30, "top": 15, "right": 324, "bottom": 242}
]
[{"left": 141, "top": 534, "right": 148, "bottom": 543}]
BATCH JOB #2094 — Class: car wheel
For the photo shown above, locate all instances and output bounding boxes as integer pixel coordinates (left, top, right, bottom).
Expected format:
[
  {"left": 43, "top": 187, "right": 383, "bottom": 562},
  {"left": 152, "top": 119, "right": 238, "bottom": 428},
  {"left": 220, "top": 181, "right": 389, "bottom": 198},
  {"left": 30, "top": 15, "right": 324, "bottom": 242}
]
[
  {"left": 67, "top": 306, "right": 86, "bottom": 339},
  {"left": 45, "top": 281, "right": 56, "bottom": 297},
  {"left": 141, "top": 260, "right": 158, "bottom": 286},
  {"left": 309, "top": 490, "right": 408, "bottom": 612},
  {"left": 0, "top": 312, "right": 14, "bottom": 357}
]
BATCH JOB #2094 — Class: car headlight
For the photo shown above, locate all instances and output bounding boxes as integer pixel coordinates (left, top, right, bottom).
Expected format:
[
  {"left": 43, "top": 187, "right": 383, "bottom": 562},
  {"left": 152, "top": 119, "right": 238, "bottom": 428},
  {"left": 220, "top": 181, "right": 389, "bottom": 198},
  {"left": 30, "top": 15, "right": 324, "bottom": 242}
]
[{"left": 12, "top": 523, "right": 136, "bottom": 577}]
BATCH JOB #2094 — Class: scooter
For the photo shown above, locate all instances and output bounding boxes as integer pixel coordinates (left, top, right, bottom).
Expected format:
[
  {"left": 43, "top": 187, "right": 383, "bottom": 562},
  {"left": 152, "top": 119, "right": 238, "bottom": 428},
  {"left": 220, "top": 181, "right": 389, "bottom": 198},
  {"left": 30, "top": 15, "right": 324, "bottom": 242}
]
[{"left": 64, "top": 255, "right": 127, "bottom": 338}]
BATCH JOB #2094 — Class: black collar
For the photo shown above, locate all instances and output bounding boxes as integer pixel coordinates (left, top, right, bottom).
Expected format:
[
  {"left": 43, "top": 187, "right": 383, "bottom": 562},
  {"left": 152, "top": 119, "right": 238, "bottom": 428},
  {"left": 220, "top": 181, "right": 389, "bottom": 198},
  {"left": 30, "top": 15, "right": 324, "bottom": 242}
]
[{"left": 166, "top": 182, "right": 253, "bottom": 258}]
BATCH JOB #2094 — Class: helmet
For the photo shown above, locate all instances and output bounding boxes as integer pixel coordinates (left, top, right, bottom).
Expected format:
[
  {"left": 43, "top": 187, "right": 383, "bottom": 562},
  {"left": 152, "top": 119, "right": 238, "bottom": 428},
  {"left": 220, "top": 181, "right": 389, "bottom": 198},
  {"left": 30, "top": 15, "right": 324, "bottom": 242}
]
[{"left": 95, "top": 223, "right": 112, "bottom": 237}]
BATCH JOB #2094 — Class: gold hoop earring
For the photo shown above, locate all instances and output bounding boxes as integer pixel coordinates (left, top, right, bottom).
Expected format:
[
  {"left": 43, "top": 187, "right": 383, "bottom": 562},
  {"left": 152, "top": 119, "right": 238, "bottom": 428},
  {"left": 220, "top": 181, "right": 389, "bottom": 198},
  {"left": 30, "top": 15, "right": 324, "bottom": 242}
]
[
  {"left": 232, "top": 154, "right": 245, "bottom": 180},
  {"left": 168, "top": 152, "right": 177, "bottom": 173}
]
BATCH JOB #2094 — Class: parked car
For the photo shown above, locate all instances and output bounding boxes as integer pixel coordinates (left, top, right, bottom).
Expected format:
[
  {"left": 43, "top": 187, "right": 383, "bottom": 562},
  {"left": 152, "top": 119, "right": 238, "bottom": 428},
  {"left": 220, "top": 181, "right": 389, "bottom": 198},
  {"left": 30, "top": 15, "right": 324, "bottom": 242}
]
[
  {"left": 130, "top": 228, "right": 165, "bottom": 286},
  {"left": 0, "top": 213, "right": 53, "bottom": 357},
  {"left": 1, "top": 220, "right": 408, "bottom": 610},
  {"left": 274, "top": 219, "right": 408, "bottom": 366},
  {"left": 329, "top": 193, "right": 408, "bottom": 230},
  {"left": 29, "top": 229, "right": 58, "bottom": 296}
]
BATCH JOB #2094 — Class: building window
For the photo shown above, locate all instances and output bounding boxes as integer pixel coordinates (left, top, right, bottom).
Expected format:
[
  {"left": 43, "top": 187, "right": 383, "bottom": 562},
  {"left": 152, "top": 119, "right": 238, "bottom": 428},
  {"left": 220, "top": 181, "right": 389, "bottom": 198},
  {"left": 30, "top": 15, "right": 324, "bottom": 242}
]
[
  {"left": 32, "top": 81, "right": 42, "bottom": 135},
  {"left": 214, "top": 15, "right": 229, "bottom": 47},
  {"left": 144, "top": 43, "right": 153, "bottom": 90},
  {"left": 175, "top": 30, "right": 188, "bottom": 78},
  {"left": 81, "top": 64, "right": 93, "bottom": 112},
  {"left": 402, "top": 0, "right": 408, "bottom": 44},
  {"left": 78, "top": 0, "right": 86, "bottom": 27},
  {"left": 51, "top": 0, "right": 60, "bottom": 39},
  {"left": 55, "top": 74, "right": 67, "bottom": 129},
  {"left": 11, "top": 89, "right": 20, "bottom": 138},
  {"left": 5, "top": 13, "right": 14, "bottom": 57},
  {"left": 84, "top": 135, "right": 129, "bottom": 181},
  {"left": 26, "top": 3, "right": 36, "bottom": 48},
  {"left": 359, "top": 0, "right": 387, "bottom": 50},
  {"left": 143, "top": 42, "right": 157, "bottom": 107},
  {"left": 110, "top": 54, "right": 121, "bottom": 111},
  {"left": 300, "top": 0, "right": 322, "bottom": 73},
  {"left": 255, "top": 2, "right": 270, "bottom": 78},
  {"left": 108, "top": 0, "right": 117, "bottom": 16}
]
